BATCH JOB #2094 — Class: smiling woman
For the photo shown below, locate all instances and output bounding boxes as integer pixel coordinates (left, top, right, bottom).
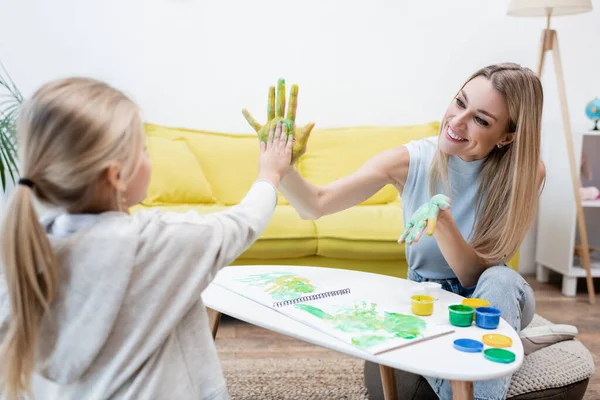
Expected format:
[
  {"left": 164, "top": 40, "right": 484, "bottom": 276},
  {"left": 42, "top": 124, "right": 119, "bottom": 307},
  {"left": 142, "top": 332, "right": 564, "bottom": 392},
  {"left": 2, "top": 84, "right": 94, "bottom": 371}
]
[
  {"left": 267, "top": 62, "right": 545, "bottom": 400},
  {"left": 430, "top": 64, "right": 544, "bottom": 270}
]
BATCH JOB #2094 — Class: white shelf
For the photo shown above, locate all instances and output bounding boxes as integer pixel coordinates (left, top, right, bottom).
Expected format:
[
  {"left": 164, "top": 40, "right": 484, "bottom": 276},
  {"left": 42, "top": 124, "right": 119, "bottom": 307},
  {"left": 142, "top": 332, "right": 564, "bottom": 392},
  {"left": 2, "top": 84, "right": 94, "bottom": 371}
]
[
  {"left": 571, "top": 265, "right": 600, "bottom": 278},
  {"left": 582, "top": 199, "right": 600, "bottom": 207},
  {"left": 536, "top": 126, "right": 600, "bottom": 297}
]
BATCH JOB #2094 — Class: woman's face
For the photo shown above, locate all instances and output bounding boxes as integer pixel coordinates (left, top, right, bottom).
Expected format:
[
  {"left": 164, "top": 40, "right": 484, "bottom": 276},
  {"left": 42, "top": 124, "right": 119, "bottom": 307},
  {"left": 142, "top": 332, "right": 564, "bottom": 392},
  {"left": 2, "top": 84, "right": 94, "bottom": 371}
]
[{"left": 438, "top": 76, "right": 514, "bottom": 162}]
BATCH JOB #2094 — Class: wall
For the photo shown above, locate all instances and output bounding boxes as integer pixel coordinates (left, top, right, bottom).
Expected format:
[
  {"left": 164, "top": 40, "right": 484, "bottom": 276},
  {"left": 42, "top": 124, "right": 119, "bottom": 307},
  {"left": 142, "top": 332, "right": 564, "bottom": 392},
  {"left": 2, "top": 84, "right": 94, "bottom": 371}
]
[{"left": 1, "top": 0, "right": 599, "bottom": 273}]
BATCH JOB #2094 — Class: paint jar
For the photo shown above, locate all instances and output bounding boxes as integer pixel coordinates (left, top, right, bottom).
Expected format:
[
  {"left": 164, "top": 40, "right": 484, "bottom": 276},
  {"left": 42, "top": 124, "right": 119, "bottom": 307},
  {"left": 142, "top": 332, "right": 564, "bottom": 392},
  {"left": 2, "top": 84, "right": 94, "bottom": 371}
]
[
  {"left": 448, "top": 304, "right": 474, "bottom": 327},
  {"left": 475, "top": 307, "right": 502, "bottom": 329},
  {"left": 411, "top": 295, "right": 434, "bottom": 316},
  {"left": 461, "top": 298, "right": 490, "bottom": 321},
  {"left": 421, "top": 282, "right": 442, "bottom": 300}
]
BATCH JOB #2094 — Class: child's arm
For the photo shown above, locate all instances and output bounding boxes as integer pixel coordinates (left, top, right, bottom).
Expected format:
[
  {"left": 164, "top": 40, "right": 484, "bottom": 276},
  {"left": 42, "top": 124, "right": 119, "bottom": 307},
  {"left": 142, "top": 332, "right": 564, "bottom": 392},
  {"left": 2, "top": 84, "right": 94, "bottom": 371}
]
[
  {"left": 158, "top": 177, "right": 278, "bottom": 275},
  {"left": 134, "top": 122, "right": 291, "bottom": 294}
]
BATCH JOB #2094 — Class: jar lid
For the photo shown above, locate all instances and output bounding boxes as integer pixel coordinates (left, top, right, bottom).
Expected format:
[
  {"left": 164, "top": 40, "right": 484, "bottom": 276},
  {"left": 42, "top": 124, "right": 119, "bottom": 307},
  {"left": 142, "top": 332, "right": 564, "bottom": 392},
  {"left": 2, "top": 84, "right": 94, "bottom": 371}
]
[
  {"left": 484, "top": 348, "right": 516, "bottom": 364},
  {"left": 482, "top": 334, "right": 513, "bottom": 348},
  {"left": 453, "top": 338, "right": 484, "bottom": 353}
]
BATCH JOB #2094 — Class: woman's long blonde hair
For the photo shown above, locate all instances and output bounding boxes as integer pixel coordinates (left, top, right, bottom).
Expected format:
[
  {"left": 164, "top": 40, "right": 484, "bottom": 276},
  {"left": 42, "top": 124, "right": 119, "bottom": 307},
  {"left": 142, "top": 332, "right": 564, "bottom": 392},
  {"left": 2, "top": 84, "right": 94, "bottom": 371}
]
[
  {"left": 429, "top": 63, "right": 544, "bottom": 266},
  {"left": 0, "top": 77, "right": 144, "bottom": 399}
]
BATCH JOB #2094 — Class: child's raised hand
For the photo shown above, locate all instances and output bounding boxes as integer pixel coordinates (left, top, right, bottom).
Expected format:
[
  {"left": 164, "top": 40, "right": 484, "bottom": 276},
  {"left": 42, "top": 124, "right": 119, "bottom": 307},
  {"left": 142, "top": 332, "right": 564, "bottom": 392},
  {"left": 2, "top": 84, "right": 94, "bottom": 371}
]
[
  {"left": 398, "top": 194, "right": 451, "bottom": 245},
  {"left": 258, "top": 121, "right": 293, "bottom": 187}
]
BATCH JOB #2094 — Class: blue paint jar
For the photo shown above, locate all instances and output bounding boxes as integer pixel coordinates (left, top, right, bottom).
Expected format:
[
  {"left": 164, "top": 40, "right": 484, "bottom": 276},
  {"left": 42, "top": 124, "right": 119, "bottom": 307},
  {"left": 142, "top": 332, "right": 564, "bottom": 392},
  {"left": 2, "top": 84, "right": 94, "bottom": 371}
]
[{"left": 475, "top": 306, "right": 501, "bottom": 329}]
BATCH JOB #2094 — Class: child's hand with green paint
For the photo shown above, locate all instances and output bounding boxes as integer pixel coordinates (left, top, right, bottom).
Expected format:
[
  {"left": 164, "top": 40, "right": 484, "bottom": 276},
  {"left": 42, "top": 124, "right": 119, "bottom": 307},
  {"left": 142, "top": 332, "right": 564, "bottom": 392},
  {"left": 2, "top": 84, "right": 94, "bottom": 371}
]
[
  {"left": 242, "top": 78, "right": 315, "bottom": 165},
  {"left": 398, "top": 194, "right": 451, "bottom": 245}
]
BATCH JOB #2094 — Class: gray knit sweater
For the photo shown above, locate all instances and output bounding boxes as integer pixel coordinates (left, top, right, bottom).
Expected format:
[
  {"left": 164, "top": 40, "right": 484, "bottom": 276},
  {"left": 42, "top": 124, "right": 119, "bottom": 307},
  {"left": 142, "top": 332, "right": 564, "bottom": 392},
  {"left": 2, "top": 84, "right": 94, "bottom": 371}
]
[{"left": 0, "top": 179, "right": 278, "bottom": 400}]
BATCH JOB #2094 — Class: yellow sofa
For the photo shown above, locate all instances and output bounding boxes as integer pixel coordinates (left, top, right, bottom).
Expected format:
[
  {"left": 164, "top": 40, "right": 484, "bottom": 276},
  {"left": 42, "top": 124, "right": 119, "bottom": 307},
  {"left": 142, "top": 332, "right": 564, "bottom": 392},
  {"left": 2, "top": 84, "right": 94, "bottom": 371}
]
[{"left": 132, "top": 121, "right": 518, "bottom": 279}]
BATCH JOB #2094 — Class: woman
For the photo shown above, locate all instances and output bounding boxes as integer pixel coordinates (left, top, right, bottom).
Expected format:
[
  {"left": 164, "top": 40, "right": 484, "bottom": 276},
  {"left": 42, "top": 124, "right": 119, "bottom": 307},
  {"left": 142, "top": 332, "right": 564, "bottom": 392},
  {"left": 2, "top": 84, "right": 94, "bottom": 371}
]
[{"left": 276, "top": 63, "right": 545, "bottom": 399}]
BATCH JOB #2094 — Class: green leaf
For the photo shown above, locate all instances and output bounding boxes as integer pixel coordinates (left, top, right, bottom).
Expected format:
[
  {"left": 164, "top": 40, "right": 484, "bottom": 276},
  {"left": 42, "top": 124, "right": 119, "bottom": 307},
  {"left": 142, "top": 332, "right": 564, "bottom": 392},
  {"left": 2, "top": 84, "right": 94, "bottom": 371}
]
[
  {"left": 0, "top": 120, "right": 18, "bottom": 168},
  {"left": 0, "top": 60, "right": 22, "bottom": 192},
  {"left": 0, "top": 153, "right": 6, "bottom": 191},
  {"left": 0, "top": 138, "right": 17, "bottom": 184},
  {"left": 0, "top": 61, "right": 22, "bottom": 102},
  {"left": 0, "top": 132, "right": 18, "bottom": 191}
]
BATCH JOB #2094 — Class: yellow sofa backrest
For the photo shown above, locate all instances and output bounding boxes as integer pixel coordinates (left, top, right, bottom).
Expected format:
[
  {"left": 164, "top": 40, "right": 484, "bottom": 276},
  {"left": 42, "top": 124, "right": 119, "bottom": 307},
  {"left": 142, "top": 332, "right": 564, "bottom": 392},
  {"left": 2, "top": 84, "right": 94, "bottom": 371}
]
[{"left": 142, "top": 121, "right": 441, "bottom": 206}]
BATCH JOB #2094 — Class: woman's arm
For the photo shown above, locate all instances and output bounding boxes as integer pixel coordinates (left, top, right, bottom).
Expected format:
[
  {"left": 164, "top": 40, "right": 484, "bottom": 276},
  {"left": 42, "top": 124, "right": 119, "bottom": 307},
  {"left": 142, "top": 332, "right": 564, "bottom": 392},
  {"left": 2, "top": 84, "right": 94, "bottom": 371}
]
[
  {"left": 432, "top": 210, "right": 484, "bottom": 287},
  {"left": 279, "top": 146, "right": 410, "bottom": 219},
  {"left": 433, "top": 160, "right": 547, "bottom": 287}
]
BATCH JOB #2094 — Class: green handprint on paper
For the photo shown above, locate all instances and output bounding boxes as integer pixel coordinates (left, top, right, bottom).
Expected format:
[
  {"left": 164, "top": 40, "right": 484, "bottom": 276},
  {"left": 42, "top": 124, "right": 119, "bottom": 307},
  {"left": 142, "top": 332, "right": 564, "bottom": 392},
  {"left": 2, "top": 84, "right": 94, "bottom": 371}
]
[
  {"left": 399, "top": 194, "right": 451, "bottom": 245},
  {"left": 242, "top": 78, "right": 315, "bottom": 164}
]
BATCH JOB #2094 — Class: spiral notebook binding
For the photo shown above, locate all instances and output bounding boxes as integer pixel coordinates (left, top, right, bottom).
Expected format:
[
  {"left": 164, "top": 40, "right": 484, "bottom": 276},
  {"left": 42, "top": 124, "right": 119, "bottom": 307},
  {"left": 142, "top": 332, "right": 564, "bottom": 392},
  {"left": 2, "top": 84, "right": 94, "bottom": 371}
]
[{"left": 272, "top": 288, "right": 351, "bottom": 308}]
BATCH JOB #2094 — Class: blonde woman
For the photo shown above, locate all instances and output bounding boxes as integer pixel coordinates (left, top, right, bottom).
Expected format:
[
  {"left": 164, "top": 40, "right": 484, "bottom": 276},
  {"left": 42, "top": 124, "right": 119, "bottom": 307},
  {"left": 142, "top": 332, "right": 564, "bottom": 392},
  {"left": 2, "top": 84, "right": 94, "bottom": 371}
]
[
  {"left": 0, "top": 78, "right": 293, "bottom": 399},
  {"left": 277, "top": 63, "right": 545, "bottom": 399}
]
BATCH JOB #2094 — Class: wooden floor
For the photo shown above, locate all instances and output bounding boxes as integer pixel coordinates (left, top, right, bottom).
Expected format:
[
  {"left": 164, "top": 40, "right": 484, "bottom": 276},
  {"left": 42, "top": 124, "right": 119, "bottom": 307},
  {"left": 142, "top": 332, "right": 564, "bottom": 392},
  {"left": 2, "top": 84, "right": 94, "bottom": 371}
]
[{"left": 215, "top": 272, "right": 599, "bottom": 398}]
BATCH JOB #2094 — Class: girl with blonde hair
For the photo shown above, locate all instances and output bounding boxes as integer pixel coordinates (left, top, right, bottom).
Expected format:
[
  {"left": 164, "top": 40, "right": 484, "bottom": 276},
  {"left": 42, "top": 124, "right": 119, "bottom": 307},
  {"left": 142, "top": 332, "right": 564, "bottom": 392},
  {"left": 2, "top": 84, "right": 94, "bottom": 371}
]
[
  {"left": 276, "top": 63, "right": 545, "bottom": 399},
  {"left": 0, "top": 77, "right": 293, "bottom": 399}
]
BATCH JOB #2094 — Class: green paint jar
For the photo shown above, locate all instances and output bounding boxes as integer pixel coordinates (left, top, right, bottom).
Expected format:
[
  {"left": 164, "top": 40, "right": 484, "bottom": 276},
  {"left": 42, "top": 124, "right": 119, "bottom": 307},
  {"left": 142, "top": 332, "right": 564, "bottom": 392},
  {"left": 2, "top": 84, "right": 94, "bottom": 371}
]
[{"left": 448, "top": 304, "right": 474, "bottom": 327}]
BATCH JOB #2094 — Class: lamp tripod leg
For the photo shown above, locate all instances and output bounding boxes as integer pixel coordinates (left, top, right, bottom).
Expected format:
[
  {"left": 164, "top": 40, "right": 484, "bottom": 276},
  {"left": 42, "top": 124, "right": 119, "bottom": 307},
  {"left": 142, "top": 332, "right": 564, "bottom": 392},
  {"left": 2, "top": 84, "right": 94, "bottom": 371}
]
[{"left": 550, "top": 32, "right": 596, "bottom": 305}]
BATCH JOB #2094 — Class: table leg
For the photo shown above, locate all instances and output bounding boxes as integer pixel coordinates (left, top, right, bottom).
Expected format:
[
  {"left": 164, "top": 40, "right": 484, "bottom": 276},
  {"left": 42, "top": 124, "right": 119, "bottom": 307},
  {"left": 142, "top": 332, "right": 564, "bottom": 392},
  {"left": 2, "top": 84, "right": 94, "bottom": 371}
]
[
  {"left": 451, "top": 380, "right": 474, "bottom": 400},
  {"left": 207, "top": 308, "right": 222, "bottom": 340},
  {"left": 379, "top": 365, "right": 397, "bottom": 400}
]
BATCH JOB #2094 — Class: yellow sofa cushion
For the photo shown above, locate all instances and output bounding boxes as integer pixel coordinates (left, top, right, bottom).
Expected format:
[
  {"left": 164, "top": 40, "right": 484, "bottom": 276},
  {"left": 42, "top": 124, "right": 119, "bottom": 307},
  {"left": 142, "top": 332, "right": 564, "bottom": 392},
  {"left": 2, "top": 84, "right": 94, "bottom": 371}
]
[
  {"left": 299, "top": 122, "right": 440, "bottom": 205},
  {"left": 185, "top": 134, "right": 258, "bottom": 205},
  {"left": 144, "top": 123, "right": 290, "bottom": 205},
  {"left": 314, "top": 200, "right": 405, "bottom": 260},
  {"left": 141, "top": 136, "right": 216, "bottom": 206}
]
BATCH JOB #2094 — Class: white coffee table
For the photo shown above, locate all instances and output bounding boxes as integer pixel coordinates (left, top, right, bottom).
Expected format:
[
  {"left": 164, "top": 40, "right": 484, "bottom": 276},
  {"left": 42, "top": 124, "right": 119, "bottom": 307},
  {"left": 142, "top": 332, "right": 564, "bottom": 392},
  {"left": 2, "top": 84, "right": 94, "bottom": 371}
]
[{"left": 203, "top": 265, "right": 524, "bottom": 400}]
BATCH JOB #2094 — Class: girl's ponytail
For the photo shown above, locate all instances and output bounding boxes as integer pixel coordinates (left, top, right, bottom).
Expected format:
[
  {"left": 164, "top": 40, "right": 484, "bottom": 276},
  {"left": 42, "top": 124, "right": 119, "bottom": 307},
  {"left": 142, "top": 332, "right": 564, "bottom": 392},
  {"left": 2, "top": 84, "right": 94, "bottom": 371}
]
[{"left": 0, "top": 183, "right": 58, "bottom": 400}]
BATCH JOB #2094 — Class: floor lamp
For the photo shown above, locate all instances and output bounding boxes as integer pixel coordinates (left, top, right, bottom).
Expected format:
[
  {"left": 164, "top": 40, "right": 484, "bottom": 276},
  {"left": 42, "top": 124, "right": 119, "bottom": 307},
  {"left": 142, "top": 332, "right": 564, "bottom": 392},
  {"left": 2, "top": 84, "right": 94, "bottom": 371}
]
[{"left": 508, "top": 0, "right": 595, "bottom": 305}]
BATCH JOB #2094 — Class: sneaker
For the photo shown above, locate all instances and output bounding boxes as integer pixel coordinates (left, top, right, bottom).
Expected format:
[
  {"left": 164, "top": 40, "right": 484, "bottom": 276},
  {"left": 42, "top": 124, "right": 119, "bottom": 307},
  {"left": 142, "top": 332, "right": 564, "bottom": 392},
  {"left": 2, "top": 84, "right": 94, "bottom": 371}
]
[{"left": 519, "top": 324, "right": 578, "bottom": 355}]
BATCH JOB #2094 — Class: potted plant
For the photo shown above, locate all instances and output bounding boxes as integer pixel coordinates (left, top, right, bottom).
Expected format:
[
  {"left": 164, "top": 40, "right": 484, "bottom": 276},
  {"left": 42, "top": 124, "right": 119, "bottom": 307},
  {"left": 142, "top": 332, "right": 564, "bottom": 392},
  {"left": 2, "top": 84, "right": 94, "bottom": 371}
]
[{"left": 0, "top": 61, "right": 22, "bottom": 193}]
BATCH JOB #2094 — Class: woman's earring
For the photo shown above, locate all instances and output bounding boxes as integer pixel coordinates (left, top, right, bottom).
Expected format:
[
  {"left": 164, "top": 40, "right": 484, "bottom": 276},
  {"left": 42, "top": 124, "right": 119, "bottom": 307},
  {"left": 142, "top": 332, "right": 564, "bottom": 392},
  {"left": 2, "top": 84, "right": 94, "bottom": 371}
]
[{"left": 497, "top": 144, "right": 503, "bottom": 149}]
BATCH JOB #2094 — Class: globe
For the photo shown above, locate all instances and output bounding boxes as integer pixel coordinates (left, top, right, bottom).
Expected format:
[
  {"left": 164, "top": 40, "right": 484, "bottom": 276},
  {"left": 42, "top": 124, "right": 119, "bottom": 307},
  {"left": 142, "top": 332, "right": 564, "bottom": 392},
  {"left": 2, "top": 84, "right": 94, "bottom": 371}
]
[{"left": 585, "top": 98, "right": 600, "bottom": 131}]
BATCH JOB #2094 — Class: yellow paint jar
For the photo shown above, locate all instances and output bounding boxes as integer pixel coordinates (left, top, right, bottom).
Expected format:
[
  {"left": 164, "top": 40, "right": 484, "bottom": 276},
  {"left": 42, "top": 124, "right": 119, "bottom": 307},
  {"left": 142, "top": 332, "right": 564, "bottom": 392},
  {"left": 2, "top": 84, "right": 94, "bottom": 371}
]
[
  {"left": 411, "top": 295, "right": 434, "bottom": 316},
  {"left": 462, "top": 298, "right": 490, "bottom": 320}
]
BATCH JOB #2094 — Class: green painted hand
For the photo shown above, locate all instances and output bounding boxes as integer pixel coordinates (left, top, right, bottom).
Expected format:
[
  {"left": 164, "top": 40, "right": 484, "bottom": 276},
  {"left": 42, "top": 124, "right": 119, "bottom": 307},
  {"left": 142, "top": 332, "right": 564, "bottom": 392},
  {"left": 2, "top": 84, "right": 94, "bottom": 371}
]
[
  {"left": 398, "top": 194, "right": 451, "bottom": 245},
  {"left": 242, "top": 78, "right": 315, "bottom": 165}
]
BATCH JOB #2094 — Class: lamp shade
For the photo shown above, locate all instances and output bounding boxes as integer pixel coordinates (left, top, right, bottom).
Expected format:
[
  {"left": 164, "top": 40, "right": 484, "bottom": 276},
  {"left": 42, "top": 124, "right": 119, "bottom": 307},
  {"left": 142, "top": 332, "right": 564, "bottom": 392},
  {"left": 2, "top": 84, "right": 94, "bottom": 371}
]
[{"left": 507, "top": 0, "right": 592, "bottom": 16}]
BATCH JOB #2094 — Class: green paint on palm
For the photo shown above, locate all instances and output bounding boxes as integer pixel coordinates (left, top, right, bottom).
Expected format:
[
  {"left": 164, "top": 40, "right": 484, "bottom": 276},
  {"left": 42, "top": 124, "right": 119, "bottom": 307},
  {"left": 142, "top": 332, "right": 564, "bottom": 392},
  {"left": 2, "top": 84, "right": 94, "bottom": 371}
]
[
  {"left": 237, "top": 272, "right": 315, "bottom": 301},
  {"left": 258, "top": 117, "right": 295, "bottom": 143},
  {"left": 399, "top": 194, "right": 450, "bottom": 244}
]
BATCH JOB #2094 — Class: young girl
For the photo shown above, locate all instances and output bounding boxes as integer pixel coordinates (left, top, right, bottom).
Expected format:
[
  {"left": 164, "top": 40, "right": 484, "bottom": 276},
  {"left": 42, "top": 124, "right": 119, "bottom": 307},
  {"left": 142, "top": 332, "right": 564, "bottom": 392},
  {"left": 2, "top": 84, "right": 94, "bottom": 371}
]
[
  {"left": 276, "top": 63, "right": 545, "bottom": 400},
  {"left": 0, "top": 77, "right": 293, "bottom": 400}
]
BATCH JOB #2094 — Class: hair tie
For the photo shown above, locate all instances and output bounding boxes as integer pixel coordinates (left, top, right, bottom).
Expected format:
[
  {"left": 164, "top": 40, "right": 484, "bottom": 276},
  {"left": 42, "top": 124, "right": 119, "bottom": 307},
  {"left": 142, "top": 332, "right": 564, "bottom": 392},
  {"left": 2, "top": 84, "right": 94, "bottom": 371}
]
[{"left": 18, "top": 178, "right": 35, "bottom": 189}]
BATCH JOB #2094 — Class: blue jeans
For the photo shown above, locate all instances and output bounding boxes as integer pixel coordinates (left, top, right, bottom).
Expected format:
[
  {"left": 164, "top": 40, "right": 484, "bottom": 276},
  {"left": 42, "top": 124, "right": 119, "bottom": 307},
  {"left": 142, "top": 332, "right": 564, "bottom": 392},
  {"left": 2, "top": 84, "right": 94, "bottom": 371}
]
[{"left": 407, "top": 266, "right": 536, "bottom": 400}]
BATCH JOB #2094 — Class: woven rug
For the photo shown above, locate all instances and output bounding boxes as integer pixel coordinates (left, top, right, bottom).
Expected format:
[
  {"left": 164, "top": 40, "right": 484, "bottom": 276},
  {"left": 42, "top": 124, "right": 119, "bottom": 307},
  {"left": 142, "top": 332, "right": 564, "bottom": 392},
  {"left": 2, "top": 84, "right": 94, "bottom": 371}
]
[{"left": 221, "top": 357, "right": 370, "bottom": 400}]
